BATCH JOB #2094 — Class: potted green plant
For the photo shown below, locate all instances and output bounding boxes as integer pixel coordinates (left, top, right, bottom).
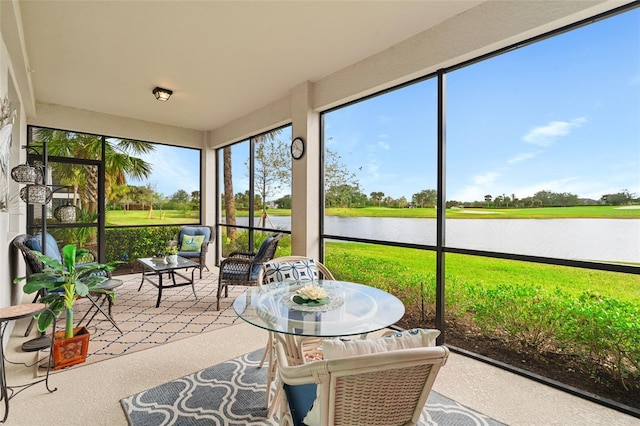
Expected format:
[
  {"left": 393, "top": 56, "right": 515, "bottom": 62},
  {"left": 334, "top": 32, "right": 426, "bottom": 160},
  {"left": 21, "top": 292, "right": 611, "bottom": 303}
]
[
  {"left": 14, "top": 244, "right": 116, "bottom": 368},
  {"left": 165, "top": 244, "right": 179, "bottom": 264}
]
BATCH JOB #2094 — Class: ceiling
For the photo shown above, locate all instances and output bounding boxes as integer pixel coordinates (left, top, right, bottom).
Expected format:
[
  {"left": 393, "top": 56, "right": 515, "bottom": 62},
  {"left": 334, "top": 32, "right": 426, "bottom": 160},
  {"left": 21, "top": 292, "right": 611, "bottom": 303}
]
[{"left": 18, "top": 1, "right": 483, "bottom": 132}]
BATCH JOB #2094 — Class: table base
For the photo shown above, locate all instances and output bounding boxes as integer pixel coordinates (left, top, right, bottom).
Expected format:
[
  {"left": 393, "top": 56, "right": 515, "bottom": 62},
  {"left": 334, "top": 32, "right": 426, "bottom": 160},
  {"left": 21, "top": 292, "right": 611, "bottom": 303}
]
[{"left": 138, "top": 268, "right": 198, "bottom": 307}]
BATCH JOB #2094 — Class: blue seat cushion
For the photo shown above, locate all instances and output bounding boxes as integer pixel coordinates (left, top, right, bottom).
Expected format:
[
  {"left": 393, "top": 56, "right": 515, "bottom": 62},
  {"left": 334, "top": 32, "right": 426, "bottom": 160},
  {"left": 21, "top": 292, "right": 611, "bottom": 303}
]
[
  {"left": 283, "top": 383, "right": 317, "bottom": 426},
  {"left": 26, "top": 233, "right": 62, "bottom": 262}
]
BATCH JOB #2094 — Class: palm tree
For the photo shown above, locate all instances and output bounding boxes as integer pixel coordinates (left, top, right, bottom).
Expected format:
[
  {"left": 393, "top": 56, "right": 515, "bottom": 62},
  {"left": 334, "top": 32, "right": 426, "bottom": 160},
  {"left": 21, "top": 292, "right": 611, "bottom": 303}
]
[
  {"left": 30, "top": 129, "right": 154, "bottom": 213},
  {"left": 223, "top": 146, "right": 237, "bottom": 244}
]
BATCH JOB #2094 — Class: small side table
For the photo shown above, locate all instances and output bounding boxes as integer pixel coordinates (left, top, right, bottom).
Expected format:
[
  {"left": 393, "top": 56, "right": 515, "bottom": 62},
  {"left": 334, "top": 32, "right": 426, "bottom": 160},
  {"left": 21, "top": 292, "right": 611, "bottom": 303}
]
[
  {"left": 77, "top": 279, "right": 124, "bottom": 333},
  {"left": 0, "top": 303, "right": 57, "bottom": 423}
]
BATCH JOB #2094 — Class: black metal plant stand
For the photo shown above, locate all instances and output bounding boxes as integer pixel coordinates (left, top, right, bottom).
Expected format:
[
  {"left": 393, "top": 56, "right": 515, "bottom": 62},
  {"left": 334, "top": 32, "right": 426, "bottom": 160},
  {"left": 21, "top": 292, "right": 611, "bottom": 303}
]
[{"left": 0, "top": 303, "right": 57, "bottom": 423}]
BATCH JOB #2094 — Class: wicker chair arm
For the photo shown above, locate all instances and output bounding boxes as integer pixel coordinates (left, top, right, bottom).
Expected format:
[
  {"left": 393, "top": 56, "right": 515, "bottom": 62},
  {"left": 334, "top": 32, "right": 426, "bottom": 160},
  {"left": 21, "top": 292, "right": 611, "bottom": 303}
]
[
  {"left": 227, "top": 251, "right": 256, "bottom": 260},
  {"left": 220, "top": 256, "right": 256, "bottom": 267},
  {"left": 200, "top": 239, "right": 214, "bottom": 254}
]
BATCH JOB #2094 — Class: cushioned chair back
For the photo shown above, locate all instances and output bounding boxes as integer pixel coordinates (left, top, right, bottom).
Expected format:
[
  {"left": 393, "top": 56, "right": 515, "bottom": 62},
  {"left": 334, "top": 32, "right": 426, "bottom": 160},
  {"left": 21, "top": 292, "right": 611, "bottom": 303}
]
[
  {"left": 259, "top": 256, "right": 335, "bottom": 284},
  {"left": 25, "top": 232, "right": 62, "bottom": 262},
  {"left": 276, "top": 342, "right": 449, "bottom": 426},
  {"left": 178, "top": 226, "right": 212, "bottom": 243},
  {"left": 254, "top": 233, "right": 283, "bottom": 263}
]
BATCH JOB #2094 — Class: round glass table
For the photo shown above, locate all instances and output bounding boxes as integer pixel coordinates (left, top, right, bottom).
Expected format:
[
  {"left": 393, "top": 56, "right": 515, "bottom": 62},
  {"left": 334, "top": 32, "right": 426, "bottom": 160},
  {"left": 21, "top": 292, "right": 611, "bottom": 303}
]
[
  {"left": 234, "top": 280, "right": 405, "bottom": 412},
  {"left": 233, "top": 280, "right": 405, "bottom": 339}
]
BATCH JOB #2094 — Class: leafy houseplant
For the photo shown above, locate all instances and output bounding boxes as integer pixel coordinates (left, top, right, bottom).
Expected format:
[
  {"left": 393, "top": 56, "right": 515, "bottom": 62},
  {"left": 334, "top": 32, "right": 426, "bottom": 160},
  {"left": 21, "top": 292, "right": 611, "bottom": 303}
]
[
  {"left": 14, "top": 244, "right": 116, "bottom": 339},
  {"left": 165, "top": 244, "right": 179, "bottom": 263}
]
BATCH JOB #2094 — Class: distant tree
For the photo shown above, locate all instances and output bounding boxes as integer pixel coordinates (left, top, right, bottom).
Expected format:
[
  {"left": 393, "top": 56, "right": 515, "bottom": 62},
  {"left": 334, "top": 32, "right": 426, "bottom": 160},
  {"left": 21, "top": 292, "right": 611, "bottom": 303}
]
[
  {"left": 370, "top": 191, "right": 384, "bottom": 207},
  {"left": 412, "top": 189, "right": 437, "bottom": 208},
  {"left": 326, "top": 184, "right": 365, "bottom": 208},
  {"left": 601, "top": 190, "right": 634, "bottom": 206},
  {"left": 191, "top": 190, "right": 200, "bottom": 210},
  {"left": 274, "top": 194, "right": 292, "bottom": 209},
  {"left": 324, "top": 149, "right": 359, "bottom": 207},
  {"left": 169, "top": 189, "right": 190, "bottom": 212},
  {"left": 251, "top": 135, "right": 290, "bottom": 226}
]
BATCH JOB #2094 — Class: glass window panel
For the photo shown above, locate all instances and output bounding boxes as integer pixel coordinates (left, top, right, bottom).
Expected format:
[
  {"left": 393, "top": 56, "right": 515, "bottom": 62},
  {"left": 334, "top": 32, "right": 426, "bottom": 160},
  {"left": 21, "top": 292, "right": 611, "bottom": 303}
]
[
  {"left": 219, "top": 140, "right": 250, "bottom": 256},
  {"left": 252, "top": 126, "right": 292, "bottom": 229},
  {"left": 446, "top": 9, "right": 640, "bottom": 263},
  {"left": 324, "top": 239, "right": 436, "bottom": 330},
  {"left": 445, "top": 253, "right": 640, "bottom": 408},
  {"left": 107, "top": 140, "right": 200, "bottom": 225},
  {"left": 323, "top": 79, "right": 438, "bottom": 245},
  {"left": 30, "top": 128, "right": 102, "bottom": 160}
]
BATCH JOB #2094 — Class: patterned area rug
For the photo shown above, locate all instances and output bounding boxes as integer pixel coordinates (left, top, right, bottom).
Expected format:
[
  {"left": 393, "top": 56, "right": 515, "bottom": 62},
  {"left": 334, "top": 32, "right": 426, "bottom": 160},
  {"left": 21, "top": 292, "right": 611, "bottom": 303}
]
[
  {"left": 121, "top": 349, "right": 506, "bottom": 426},
  {"left": 38, "top": 270, "right": 243, "bottom": 370}
]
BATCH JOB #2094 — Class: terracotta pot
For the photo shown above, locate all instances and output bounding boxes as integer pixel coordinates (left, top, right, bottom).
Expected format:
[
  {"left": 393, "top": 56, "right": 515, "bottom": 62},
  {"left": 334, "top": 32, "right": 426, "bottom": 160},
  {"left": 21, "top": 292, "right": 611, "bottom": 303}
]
[{"left": 52, "top": 326, "right": 90, "bottom": 370}]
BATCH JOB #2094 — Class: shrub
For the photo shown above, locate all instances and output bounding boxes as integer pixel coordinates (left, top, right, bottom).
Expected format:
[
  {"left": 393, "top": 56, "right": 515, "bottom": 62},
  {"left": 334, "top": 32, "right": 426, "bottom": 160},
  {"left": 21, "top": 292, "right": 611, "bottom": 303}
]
[{"left": 105, "top": 226, "right": 181, "bottom": 269}]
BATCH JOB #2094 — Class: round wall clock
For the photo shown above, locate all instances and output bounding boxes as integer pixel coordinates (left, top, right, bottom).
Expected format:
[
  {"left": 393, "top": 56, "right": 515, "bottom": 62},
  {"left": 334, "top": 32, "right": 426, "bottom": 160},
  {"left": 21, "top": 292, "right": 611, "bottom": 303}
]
[{"left": 291, "top": 137, "right": 305, "bottom": 160}]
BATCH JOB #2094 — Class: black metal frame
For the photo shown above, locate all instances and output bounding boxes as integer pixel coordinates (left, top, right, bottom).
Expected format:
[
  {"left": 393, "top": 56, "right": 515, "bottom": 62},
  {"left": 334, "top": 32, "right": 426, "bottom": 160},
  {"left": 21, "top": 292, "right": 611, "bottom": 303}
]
[
  {"left": 25, "top": 125, "right": 205, "bottom": 264},
  {"left": 318, "top": 2, "right": 640, "bottom": 417}
]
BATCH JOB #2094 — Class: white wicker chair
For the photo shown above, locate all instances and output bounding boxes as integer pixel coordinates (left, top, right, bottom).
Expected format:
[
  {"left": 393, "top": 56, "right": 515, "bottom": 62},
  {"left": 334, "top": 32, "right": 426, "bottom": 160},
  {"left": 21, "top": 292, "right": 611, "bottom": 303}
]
[
  {"left": 257, "top": 256, "right": 335, "bottom": 412},
  {"left": 275, "top": 339, "right": 449, "bottom": 426}
]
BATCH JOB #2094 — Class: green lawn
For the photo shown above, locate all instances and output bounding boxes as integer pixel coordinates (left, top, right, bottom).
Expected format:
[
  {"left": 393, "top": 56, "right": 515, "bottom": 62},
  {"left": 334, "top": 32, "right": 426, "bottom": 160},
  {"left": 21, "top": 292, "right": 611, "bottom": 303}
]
[
  {"left": 237, "top": 205, "right": 640, "bottom": 219},
  {"left": 106, "top": 209, "right": 199, "bottom": 226},
  {"left": 325, "top": 242, "right": 640, "bottom": 303}
]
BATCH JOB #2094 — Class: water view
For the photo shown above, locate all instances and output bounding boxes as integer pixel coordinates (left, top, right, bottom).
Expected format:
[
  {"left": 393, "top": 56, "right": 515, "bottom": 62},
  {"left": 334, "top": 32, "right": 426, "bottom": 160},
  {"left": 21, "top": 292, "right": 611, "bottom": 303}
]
[{"left": 235, "top": 216, "right": 640, "bottom": 263}]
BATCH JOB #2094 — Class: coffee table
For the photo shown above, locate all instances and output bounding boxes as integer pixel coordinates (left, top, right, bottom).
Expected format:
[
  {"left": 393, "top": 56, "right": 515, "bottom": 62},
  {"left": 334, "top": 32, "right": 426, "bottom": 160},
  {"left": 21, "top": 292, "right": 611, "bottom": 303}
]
[{"left": 137, "top": 257, "right": 200, "bottom": 307}]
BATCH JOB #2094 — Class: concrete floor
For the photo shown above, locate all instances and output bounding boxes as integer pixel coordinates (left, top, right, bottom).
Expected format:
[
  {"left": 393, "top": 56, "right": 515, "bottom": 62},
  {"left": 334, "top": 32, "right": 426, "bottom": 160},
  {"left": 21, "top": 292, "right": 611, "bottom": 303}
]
[{"left": 2, "top": 310, "right": 638, "bottom": 425}]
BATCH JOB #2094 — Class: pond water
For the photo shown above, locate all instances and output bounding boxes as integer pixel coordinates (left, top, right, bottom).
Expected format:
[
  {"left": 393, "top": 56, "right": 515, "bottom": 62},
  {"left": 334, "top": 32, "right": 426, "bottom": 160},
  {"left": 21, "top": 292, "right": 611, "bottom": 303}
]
[{"left": 232, "top": 216, "right": 640, "bottom": 263}]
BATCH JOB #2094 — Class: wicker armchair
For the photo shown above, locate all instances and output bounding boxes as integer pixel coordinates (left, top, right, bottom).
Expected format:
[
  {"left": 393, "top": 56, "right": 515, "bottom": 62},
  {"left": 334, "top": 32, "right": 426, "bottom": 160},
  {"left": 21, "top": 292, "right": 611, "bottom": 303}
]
[
  {"left": 172, "top": 226, "right": 215, "bottom": 279},
  {"left": 275, "top": 339, "right": 449, "bottom": 426},
  {"left": 256, "top": 256, "right": 335, "bottom": 412},
  {"left": 215, "top": 233, "right": 283, "bottom": 310},
  {"left": 12, "top": 233, "right": 110, "bottom": 336}
]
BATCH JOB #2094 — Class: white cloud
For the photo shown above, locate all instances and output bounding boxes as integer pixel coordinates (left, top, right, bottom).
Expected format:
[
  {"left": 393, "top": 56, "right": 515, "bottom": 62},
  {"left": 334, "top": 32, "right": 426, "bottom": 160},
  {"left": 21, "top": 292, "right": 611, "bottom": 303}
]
[
  {"left": 473, "top": 172, "right": 500, "bottom": 185},
  {"left": 523, "top": 117, "right": 587, "bottom": 147},
  {"left": 366, "top": 160, "right": 379, "bottom": 175},
  {"left": 378, "top": 141, "right": 390, "bottom": 150},
  {"left": 507, "top": 152, "right": 538, "bottom": 164}
]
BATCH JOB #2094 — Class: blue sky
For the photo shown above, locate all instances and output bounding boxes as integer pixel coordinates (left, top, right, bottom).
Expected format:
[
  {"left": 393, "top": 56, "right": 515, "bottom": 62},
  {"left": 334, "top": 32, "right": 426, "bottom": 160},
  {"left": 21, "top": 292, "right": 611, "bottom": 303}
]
[
  {"left": 128, "top": 144, "right": 200, "bottom": 198},
  {"left": 326, "top": 8, "right": 639, "bottom": 203},
  {"left": 132, "top": 8, "right": 639, "bottom": 205}
]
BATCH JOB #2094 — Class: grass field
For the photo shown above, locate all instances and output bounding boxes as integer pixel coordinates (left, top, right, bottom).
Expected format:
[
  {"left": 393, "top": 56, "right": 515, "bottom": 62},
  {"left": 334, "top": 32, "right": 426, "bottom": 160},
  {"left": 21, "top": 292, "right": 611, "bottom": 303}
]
[
  {"left": 107, "top": 205, "right": 639, "bottom": 224},
  {"left": 106, "top": 209, "right": 200, "bottom": 225},
  {"left": 241, "top": 205, "right": 640, "bottom": 219},
  {"left": 325, "top": 241, "right": 640, "bottom": 303}
]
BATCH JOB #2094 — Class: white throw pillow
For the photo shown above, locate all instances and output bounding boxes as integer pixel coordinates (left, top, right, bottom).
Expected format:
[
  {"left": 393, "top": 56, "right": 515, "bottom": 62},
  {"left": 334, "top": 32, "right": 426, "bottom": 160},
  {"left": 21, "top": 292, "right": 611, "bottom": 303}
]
[
  {"left": 262, "top": 259, "right": 319, "bottom": 284},
  {"left": 321, "top": 328, "right": 441, "bottom": 359},
  {"left": 303, "top": 329, "right": 441, "bottom": 425}
]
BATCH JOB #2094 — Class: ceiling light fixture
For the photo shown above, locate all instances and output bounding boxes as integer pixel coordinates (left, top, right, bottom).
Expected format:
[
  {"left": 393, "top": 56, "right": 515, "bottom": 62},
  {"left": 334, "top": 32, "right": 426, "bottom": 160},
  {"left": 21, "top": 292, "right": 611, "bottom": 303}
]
[{"left": 152, "top": 87, "right": 173, "bottom": 102}]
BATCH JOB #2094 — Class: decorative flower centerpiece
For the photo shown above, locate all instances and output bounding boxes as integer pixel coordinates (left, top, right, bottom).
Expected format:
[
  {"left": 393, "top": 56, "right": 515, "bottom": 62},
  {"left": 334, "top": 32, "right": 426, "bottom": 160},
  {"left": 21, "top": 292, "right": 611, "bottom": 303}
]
[{"left": 292, "top": 284, "right": 330, "bottom": 305}]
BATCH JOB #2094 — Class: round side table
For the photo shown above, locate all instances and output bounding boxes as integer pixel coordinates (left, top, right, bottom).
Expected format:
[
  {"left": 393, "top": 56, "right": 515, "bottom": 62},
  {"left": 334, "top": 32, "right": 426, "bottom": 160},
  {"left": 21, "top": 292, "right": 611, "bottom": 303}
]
[{"left": 0, "top": 303, "right": 57, "bottom": 423}]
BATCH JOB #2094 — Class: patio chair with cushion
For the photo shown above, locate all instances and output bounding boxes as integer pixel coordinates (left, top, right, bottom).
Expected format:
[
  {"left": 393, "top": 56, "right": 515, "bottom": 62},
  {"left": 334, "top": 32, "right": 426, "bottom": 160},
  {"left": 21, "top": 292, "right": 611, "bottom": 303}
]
[
  {"left": 257, "top": 256, "right": 335, "bottom": 410},
  {"left": 12, "top": 233, "right": 115, "bottom": 336},
  {"left": 215, "top": 233, "right": 283, "bottom": 310},
  {"left": 275, "top": 331, "right": 449, "bottom": 426},
  {"left": 172, "top": 226, "right": 215, "bottom": 279}
]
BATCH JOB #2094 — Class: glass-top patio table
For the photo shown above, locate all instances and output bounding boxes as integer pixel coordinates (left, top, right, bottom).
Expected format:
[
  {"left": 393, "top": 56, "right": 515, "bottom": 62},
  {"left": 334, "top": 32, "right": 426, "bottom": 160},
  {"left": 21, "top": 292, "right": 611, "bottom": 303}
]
[
  {"left": 137, "top": 256, "right": 200, "bottom": 307},
  {"left": 233, "top": 280, "right": 405, "bottom": 339},
  {"left": 234, "top": 279, "right": 405, "bottom": 412}
]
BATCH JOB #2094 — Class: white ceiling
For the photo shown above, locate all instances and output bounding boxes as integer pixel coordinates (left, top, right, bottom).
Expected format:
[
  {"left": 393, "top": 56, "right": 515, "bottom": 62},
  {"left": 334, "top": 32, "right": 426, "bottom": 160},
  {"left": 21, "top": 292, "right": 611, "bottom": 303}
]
[{"left": 19, "top": 1, "right": 483, "bottom": 132}]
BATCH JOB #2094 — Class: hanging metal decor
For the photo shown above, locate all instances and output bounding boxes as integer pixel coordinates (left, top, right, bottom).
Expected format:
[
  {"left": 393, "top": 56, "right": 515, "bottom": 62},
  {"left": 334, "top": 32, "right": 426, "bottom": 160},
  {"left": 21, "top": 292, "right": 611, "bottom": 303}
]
[
  {"left": 19, "top": 183, "right": 52, "bottom": 205},
  {"left": 10, "top": 163, "right": 40, "bottom": 183},
  {"left": 54, "top": 203, "right": 77, "bottom": 223}
]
